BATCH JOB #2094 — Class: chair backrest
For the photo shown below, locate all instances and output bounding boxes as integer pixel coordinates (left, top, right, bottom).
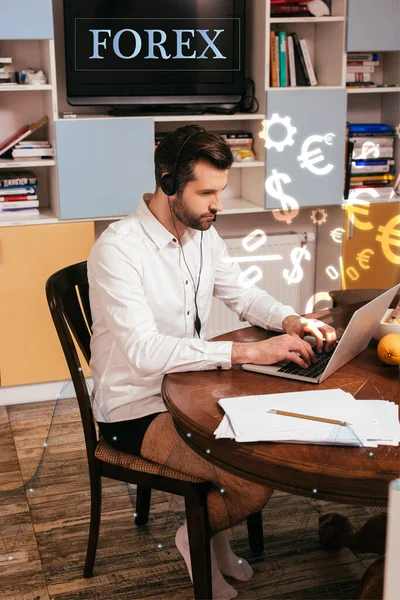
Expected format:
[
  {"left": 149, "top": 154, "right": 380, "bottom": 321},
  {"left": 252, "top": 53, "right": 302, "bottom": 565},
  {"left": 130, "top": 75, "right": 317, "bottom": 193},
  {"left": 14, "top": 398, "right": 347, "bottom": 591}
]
[{"left": 46, "top": 261, "right": 98, "bottom": 463}]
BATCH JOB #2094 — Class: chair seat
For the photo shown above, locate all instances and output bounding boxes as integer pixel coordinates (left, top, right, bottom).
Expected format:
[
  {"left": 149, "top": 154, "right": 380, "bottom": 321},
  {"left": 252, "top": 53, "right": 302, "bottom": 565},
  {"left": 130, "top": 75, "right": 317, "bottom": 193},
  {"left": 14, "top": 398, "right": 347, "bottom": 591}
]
[{"left": 95, "top": 437, "right": 206, "bottom": 484}]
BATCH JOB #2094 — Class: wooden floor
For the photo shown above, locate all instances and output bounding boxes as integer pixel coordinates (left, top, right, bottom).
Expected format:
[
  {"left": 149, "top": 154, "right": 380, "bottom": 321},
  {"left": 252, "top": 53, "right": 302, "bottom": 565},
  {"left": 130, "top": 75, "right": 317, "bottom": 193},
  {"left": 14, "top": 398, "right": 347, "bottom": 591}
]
[{"left": 0, "top": 398, "right": 383, "bottom": 600}]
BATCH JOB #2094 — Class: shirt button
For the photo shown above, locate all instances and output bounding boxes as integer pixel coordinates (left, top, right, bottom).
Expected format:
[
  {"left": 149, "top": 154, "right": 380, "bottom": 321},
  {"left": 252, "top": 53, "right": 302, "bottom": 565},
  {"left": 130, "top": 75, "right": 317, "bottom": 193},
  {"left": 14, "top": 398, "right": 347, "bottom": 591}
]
[
  {"left": 187, "top": 310, "right": 190, "bottom": 315},
  {"left": 186, "top": 280, "right": 188, "bottom": 284},
  {"left": 217, "top": 366, "right": 222, "bottom": 370},
  {"left": 172, "top": 237, "right": 177, "bottom": 242}
]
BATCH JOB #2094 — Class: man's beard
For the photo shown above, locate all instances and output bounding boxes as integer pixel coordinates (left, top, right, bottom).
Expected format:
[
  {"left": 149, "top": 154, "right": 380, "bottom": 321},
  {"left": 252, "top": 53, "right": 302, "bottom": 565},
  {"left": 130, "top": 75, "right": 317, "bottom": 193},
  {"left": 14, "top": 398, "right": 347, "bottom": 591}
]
[{"left": 171, "top": 193, "right": 214, "bottom": 231}]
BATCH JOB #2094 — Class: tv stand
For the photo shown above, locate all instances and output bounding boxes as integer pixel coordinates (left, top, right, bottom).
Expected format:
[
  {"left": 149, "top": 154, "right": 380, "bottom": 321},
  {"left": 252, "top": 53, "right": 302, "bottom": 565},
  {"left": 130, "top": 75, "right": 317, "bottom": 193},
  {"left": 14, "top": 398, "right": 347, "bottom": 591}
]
[{"left": 108, "top": 105, "right": 207, "bottom": 117}]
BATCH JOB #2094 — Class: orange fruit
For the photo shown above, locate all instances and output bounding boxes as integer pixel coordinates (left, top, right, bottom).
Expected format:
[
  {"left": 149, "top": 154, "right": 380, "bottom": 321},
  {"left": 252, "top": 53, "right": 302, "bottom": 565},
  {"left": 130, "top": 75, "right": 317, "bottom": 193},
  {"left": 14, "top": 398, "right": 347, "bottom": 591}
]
[{"left": 377, "top": 334, "right": 400, "bottom": 366}]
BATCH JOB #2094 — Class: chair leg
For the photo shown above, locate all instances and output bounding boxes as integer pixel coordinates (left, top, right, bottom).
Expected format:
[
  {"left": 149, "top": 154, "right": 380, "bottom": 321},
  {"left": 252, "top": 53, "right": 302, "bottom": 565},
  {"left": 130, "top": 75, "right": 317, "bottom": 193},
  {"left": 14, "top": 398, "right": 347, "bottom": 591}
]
[
  {"left": 185, "top": 488, "right": 212, "bottom": 600},
  {"left": 84, "top": 470, "right": 102, "bottom": 578},
  {"left": 135, "top": 486, "right": 151, "bottom": 526},
  {"left": 246, "top": 511, "right": 264, "bottom": 556}
]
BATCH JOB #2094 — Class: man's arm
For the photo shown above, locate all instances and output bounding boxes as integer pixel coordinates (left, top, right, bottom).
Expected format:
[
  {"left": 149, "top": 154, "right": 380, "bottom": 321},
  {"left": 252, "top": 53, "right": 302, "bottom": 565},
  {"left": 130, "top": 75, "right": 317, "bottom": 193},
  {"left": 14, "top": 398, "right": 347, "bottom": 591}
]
[
  {"left": 88, "top": 240, "right": 233, "bottom": 377},
  {"left": 212, "top": 232, "right": 298, "bottom": 331}
]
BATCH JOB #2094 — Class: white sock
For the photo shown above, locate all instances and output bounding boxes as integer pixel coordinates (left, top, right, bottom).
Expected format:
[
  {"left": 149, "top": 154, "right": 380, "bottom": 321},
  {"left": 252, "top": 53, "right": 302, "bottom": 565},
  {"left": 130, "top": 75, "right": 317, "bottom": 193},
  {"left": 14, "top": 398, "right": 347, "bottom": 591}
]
[
  {"left": 212, "top": 529, "right": 254, "bottom": 582},
  {"left": 175, "top": 522, "right": 238, "bottom": 600}
]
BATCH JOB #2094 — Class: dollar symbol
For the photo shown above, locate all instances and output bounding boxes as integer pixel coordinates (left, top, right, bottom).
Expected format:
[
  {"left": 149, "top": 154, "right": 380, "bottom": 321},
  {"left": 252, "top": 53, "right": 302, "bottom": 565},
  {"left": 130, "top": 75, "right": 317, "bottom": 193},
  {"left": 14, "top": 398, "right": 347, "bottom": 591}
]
[
  {"left": 376, "top": 215, "right": 400, "bottom": 265},
  {"left": 283, "top": 246, "right": 311, "bottom": 284},
  {"left": 265, "top": 169, "right": 299, "bottom": 224}
]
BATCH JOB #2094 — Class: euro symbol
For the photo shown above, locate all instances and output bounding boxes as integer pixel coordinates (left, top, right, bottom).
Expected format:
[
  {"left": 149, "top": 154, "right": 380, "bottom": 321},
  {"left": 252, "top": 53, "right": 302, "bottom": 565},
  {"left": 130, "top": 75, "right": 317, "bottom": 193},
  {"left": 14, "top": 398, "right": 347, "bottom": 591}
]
[
  {"left": 376, "top": 215, "right": 400, "bottom": 265},
  {"left": 330, "top": 228, "right": 345, "bottom": 243},
  {"left": 343, "top": 188, "right": 376, "bottom": 231},
  {"left": 297, "top": 133, "right": 335, "bottom": 176},
  {"left": 357, "top": 248, "right": 375, "bottom": 270}
]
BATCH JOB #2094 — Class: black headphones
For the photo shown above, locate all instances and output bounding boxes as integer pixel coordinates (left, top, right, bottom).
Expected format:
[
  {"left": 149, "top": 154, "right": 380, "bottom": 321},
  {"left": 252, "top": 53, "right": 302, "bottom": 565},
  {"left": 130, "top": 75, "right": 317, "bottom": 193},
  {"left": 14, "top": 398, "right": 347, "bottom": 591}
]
[{"left": 160, "top": 126, "right": 206, "bottom": 197}]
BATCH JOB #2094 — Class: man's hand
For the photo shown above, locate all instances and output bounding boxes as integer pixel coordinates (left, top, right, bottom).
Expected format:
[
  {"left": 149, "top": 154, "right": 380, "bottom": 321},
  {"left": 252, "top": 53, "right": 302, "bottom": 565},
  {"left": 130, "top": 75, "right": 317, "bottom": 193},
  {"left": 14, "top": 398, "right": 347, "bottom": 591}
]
[
  {"left": 282, "top": 315, "right": 337, "bottom": 353},
  {"left": 232, "top": 334, "right": 315, "bottom": 368}
]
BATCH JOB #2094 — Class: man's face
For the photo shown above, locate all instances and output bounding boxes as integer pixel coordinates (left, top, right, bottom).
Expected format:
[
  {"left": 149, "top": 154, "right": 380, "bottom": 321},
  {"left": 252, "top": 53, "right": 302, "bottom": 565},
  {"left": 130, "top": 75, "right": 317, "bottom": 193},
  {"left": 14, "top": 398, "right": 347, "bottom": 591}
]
[{"left": 170, "top": 160, "right": 228, "bottom": 231}]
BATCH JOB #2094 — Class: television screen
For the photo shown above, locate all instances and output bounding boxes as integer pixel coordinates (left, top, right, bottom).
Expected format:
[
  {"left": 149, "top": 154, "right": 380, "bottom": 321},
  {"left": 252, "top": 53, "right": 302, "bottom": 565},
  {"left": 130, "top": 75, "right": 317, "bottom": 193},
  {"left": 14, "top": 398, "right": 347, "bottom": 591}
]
[{"left": 63, "top": 0, "right": 246, "bottom": 108}]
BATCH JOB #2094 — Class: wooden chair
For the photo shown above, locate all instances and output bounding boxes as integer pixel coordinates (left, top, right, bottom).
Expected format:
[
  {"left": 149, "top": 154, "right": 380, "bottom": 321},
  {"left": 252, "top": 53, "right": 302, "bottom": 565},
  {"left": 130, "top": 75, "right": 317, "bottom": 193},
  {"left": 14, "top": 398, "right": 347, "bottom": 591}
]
[{"left": 45, "top": 260, "right": 264, "bottom": 600}]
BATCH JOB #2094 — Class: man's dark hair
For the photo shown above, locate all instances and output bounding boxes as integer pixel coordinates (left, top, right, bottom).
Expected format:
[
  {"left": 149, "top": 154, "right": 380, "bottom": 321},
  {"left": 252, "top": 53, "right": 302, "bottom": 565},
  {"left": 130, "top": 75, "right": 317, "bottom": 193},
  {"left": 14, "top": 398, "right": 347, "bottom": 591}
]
[{"left": 154, "top": 124, "right": 234, "bottom": 194}]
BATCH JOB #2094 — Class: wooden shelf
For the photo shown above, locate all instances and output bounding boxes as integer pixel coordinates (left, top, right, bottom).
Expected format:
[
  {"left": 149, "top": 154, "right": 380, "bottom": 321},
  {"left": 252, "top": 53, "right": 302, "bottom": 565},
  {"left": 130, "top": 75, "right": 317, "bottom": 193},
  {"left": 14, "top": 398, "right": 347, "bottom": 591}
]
[
  {"left": 0, "top": 84, "right": 52, "bottom": 91},
  {"left": 0, "top": 159, "right": 56, "bottom": 169},
  {"left": 267, "top": 86, "right": 344, "bottom": 91},
  {"left": 0, "top": 208, "right": 58, "bottom": 227},
  {"left": 221, "top": 197, "right": 265, "bottom": 214},
  {"left": 347, "top": 86, "right": 400, "bottom": 94},
  {"left": 270, "top": 17, "right": 345, "bottom": 24},
  {"left": 231, "top": 161, "right": 265, "bottom": 168},
  {"left": 65, "top": 113, "right": 266, "bottom": 123}
]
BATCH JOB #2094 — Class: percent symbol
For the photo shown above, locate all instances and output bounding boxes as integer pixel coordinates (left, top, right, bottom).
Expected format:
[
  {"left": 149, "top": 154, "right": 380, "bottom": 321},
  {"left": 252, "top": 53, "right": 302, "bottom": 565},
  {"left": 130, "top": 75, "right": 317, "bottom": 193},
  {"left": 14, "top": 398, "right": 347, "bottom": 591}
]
[{"left": 222, "top": 229, "right": 283, "bottom": 288}]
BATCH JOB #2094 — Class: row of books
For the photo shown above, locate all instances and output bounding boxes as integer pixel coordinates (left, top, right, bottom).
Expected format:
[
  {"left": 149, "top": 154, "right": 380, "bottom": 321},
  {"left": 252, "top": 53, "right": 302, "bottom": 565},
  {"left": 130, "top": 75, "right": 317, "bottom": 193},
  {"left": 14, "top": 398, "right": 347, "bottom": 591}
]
[
  {"left": 155, "top": 131, "right": 256, "bottom": 162},
  {"left": 270, "top": 31, "right": 317, "bottom": 87},
  {"left": 344, "top": 123, "right": 397, "bottom": 197},
  {"left": 346, "top": 52, "right": 380, "bottom": 86},
  {"left": 11, "top": 140, "right": 54, "bottom": 160},
  {"left": 0, "top": 170, "right": 39, "bottom": 219},
  {"left": 0, "top": 116, "right": 49, "bottom": 159},
  {"left": 0, "top": 56, "right": 14, "bottom": 84},
  {"left": 270, "top": 0, "right": 332, "bottom": 17}
]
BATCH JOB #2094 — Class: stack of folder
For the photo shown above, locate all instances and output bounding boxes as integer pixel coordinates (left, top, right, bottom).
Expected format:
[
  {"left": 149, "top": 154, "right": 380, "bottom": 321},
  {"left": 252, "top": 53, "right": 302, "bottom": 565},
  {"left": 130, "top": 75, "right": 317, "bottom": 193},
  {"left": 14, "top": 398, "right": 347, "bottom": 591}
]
[{"left": 214, "top": 389, "right": 400, "bottom": 447}]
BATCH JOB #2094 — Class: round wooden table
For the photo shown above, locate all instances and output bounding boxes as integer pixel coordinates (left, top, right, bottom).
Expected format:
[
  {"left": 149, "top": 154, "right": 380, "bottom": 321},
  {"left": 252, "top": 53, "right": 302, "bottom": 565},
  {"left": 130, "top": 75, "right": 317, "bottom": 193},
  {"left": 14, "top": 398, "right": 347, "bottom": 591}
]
[{"left": 162, "top": 303, "right": 399, "bottom": 598}]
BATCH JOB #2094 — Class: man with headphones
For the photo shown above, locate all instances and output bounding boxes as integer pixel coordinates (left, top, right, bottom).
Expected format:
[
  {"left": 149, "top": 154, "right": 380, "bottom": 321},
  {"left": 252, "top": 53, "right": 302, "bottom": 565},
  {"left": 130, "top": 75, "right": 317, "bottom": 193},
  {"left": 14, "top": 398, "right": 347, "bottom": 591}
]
[{"left": 88, "top": 124, "right": 336, "bottom": 599}]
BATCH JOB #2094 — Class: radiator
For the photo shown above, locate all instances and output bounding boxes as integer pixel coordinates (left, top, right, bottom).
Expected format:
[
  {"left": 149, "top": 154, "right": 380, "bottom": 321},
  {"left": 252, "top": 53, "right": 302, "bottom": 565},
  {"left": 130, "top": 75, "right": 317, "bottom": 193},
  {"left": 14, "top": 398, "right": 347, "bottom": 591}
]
[{"left": 206, "top": 232, "right": 315, "bottom": 339}]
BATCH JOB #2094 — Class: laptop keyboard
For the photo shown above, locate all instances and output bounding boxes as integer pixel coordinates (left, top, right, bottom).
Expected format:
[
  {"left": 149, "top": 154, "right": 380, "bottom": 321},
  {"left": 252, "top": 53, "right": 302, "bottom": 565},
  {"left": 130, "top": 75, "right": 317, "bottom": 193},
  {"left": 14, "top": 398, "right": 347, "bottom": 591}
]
[{"left": 277, "top": 345, "right": 337, "bottom": 379}]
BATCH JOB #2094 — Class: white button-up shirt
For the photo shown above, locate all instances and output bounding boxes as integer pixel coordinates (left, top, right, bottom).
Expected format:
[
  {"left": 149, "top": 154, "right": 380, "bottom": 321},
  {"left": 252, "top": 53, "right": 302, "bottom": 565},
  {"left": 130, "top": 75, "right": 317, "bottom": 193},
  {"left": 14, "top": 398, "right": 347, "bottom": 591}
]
[{"left": 87, "top": 197, "right": 297, "bottom": 423}]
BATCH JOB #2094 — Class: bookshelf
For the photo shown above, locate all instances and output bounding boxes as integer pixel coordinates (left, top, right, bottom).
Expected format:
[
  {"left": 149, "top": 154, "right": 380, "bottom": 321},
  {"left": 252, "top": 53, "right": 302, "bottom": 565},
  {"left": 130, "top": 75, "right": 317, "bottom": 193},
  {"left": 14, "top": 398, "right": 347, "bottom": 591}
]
[{"left": 0, "top": 0, "right": 398, "bottom": 393}]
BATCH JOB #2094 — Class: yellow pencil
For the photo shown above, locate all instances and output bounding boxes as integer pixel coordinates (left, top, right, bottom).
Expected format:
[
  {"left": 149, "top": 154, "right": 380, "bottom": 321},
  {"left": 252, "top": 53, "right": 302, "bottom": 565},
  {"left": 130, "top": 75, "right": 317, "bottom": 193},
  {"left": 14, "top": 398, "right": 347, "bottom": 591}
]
[{"left": 268, "top": 409, "right": 351, "bottom": 427}]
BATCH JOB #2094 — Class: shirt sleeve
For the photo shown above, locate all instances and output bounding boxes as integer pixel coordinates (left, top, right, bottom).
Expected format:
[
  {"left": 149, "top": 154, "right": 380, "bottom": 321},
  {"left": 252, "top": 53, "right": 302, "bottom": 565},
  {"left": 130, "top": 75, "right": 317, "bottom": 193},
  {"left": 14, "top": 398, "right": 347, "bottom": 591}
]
[
  {"left": 212, "top": 231, "right": 299, "bottom": 331},
  {"left": 88, "top": 240, "right": 232, "bottom": 378}
]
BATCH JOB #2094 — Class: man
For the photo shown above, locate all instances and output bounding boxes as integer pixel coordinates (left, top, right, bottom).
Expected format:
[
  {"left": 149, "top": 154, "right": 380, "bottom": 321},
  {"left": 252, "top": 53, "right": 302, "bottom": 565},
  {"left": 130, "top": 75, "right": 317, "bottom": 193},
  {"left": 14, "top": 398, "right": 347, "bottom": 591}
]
[{"left": 88, "top": 125, "right": 336, "bottom": 599}]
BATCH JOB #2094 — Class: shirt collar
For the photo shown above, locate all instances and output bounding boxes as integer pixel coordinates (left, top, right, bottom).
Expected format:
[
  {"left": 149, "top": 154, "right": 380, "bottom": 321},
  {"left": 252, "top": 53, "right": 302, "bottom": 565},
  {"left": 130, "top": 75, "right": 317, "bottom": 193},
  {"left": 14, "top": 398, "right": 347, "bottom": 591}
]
[{"left": 136, "top": 196, "right": 200, "bottom": 250}]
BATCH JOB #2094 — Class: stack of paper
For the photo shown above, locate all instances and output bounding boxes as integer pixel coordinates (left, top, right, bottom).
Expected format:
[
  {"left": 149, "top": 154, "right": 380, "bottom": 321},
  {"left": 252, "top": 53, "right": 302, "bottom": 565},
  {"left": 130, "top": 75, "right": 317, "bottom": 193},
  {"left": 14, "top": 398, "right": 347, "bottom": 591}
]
[{"left": 214, "top": 389, "right": 400, "bottom": 447}]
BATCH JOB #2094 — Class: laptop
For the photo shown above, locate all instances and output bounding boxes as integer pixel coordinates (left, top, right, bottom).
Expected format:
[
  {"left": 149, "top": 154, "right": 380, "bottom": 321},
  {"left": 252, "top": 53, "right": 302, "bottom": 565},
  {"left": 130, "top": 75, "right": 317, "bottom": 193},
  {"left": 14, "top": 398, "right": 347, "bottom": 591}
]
[{"left": 242, "top": 283, "right": 400, "bottom": 384}]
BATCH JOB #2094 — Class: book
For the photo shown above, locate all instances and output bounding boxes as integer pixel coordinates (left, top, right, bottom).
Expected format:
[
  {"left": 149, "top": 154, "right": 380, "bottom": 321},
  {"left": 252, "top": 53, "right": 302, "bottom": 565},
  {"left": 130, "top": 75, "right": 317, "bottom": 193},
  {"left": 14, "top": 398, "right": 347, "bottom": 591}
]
[
  {"left": 279, "top": 31, "right": 287, "bottom": 87},
  {"left": 286, "top": 35, "right": 290, "bottom": 85},
  {"left": 225, "top": 138, "right": 253, "bottom": 147},
  {"left": 15, "top": 141, "right": 50, "bottom": 148},
  {"left": 343, "top": 125, "right": 353, "bottom": 200},
  {"left": 350, "top": 173, "right": 395, "bottom": 182},
  {"left": 217, "top": 131, "right": 252, "bottom": 138},
  {"left": 349, "top": 123, "right": 392, "bottom": 134},
  {"left": 271, "top": 5, "right": 310, "bottom": 16},
  {"left": 0, "top": 199, "right": 39, "bottom": 209},
  {"left": 351, "top": 136, "right": 394, "bottom": 147},
  {"left": 347, "top": 66, "right": 376, "bottom": 73},
  {"left": 0, "top": 170, "right": 38, "bottom": 188},
  {"left": 300, "top": 38, "right": 317, "bottom": 86},
  {"left": 0, "top": 188, "right": 37, "bottom": 197},
  {"left": 351, "top": 160, "right": 394, "bottom": 174},
  {"left": 287, "top": 35, "right": 296, "bottom": 87},
  {"left": 347, "top": 53, "right": 378, "bottom": 61},
  {"left": 353, "top": 147, "right": 393, "bottom": 159},
  {"left": 0, "top": 208, "right": 40, "bottom": 218},
  {"left": 346, "top": 72, "right": 372, "bottom": 82},
  {"left": 0, "top": 116, "right": 48, "bottom": 158},
  {"left": 347, "top": 61, "right": 379, "bottom": 67},
  {"left": 12, "top": 148, "right": 54, "bottom": 158},
  {"left": 292, "top": 32, "right": 310, "bottom": 86},
  {"left": 276, "top": 36, "right": 280, "bottom": 87},
  {"left": 270, "top": 31, "right": 278, "bottom": 87}
]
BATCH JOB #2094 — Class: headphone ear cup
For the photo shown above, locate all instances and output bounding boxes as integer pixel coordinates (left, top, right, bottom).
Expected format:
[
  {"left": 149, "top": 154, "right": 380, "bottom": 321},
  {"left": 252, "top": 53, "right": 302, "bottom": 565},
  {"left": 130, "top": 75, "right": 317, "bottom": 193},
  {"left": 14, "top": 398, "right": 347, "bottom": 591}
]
[{"left": 160, "top": 173, "right": 176, "bottom": 196}]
